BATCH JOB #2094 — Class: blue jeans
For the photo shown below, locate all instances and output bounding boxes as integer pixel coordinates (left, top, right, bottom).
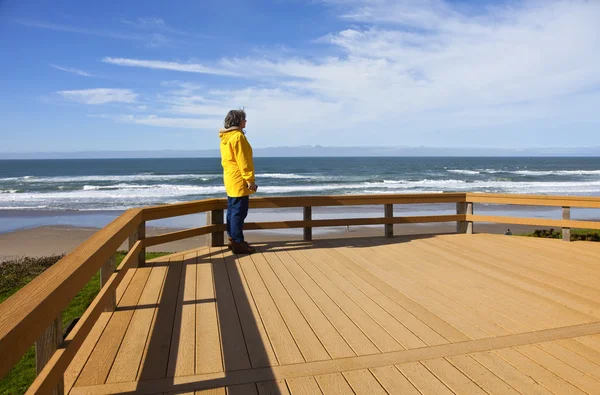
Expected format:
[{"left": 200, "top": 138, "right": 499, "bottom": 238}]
[{"left": 227, "top": 196, "right": 249, "bottom": 243}]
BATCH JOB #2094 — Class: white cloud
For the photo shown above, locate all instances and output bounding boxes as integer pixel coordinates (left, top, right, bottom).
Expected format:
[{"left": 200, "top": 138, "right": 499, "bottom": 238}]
[
  {"left": 102, "top": 57, "right": 238, "bottom": 76},
  {"left": 121, "top": 17, "right": 200, "bottom": 38},
  {"left": 91, "top": 1, "right": 600, "bottom": 147},
  {"left": 58, "top": 89, "right": 138, "bottom": 104},
  {"left": 118, "top": 114, "right": 219, "bottom": 129},
  {"left": 50, "top": 64, "right": 96, "bottom": 77}
]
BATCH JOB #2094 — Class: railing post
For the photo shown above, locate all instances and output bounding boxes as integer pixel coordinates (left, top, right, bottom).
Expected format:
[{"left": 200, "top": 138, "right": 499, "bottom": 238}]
[
  {"left": 456, "top": 202, "right": 473, "bottom": 234},
  {"left": 303, "top": 206, "right": 312, "bottom": 241},
  {"left": 384, "top": 204, "right": 393, "bottom": 238},
  {"left": 129, "top": 221, "right": 146, "bottom": 266},
  {"left": 207, "top": 209, "right": 225, "bottom": 247},
  {"left": 100, "top": 253, "right": 117, "bottom": 311},
  {"left": 562, "top": 206, "right": 571, "bottom": 242},
  {"left": 36, "top": 315, "right": 64, "bottom": 395}
]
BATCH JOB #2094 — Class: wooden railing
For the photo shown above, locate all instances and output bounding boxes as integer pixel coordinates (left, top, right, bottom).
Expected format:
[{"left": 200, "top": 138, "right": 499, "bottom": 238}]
[{"left": 1, "top": 192, "right": 599, "bottom": 394}]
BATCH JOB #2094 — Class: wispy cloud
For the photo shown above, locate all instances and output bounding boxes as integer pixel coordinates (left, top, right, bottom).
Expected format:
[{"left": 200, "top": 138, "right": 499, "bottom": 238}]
[
  {"left": 121, "top": 17, "right": 203, "bottom": 38},
  {"left": 18, "top": 18, "right": 190, "bottom": 48},
  {"left": 118, "top": 114, "right": 219, "bottom": 129},
  {"left": 102, "top": 57, "right": 239, "bottom": 76},
  {"left": 50, "top": 64, "right": 96, "bottom": 77},
  {"left": 58, "top": 89, "right": 137, "bottom": 104},
  {"left": 18, "top": 20, "right": 139, "bottom": 41},
  {"left": 64, "top": 1, "right": 600, "bottom": 147}
]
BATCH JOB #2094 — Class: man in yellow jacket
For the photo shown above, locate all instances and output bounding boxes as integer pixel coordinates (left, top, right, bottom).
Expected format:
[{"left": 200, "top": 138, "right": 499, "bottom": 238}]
[{"left": 219, "top": 109, "right": 257, "bottom": 254}]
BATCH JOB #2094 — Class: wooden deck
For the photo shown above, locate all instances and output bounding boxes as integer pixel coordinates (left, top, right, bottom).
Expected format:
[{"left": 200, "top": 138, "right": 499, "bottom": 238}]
[{"left": 64, "top": 234, "right": 600, "bottom": 395}]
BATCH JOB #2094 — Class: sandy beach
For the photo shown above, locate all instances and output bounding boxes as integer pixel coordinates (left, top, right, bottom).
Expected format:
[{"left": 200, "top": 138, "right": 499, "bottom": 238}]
[{"left": 0, "top": 222, "right": 545, "bottom": 261}]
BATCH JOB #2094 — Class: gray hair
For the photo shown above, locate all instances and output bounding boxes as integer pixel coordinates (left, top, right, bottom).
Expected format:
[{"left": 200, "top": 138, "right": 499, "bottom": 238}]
[{"left": 223, "top": 109, "right": 246, "bottom": 129}]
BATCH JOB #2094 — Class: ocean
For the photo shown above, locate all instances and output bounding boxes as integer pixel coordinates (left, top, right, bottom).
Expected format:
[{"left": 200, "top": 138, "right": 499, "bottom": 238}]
[{"left": 1, "top": 157, "right": 599, "bottom": 233}]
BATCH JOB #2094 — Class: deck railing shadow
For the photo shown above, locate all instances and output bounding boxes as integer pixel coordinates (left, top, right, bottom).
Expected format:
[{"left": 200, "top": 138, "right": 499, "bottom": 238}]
[
  {"left": 2, "top": 193, "right": 600, "bottom": 394},
  {"left": 134, "top": 246, "right": 280, "bottom": 394}
]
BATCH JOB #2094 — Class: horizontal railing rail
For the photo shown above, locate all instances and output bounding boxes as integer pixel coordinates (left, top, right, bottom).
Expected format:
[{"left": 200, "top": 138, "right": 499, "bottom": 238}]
[{"left": 1, "top": 192, "right": 599, "bottom": 394}]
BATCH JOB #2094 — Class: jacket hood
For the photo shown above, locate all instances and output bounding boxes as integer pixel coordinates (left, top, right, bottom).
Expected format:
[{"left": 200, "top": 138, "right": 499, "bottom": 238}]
[{"left": 219, "top": 127, "right": 243, "bottom": 144}]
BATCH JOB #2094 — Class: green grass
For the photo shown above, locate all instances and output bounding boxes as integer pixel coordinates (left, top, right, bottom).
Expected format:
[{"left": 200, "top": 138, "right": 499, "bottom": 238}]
[
  {"left": 519, "top": 228, "right": 600, "bottom": 241},
  {"left": 0, "top": 251, "right": 171, "bottom": 395}
]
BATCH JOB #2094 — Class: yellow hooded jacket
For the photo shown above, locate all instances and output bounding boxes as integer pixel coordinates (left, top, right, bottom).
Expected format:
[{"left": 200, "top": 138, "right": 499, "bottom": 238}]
[{"left": 219, "top": 127, "right": 256, "bottom": 197}]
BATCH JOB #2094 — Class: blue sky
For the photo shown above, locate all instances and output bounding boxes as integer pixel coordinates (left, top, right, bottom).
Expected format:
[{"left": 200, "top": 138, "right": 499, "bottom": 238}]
[{"left": 1, "top": 0, "right": 599, "bottom": 153}]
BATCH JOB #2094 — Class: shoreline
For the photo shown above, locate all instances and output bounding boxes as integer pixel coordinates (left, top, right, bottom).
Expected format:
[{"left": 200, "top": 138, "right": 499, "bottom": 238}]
[{"left": 0, "top": 222, "right": 549, "bottom": 261}]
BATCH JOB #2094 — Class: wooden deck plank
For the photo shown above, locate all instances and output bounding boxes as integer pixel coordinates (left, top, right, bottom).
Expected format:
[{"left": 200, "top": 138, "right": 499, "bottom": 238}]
[
  {"left": 516, "top": 344, "right": 600, "bottom": 393},
  {"left": 422, "top": 358, "right": 487, "bottom": 395},
  {"left": 66, "top": 260, "right": 142, "bottom": 391},
  {"left": 368, "top": 237, "right": 570, "bottom": 330},
  {"left": 252, "top": 248, "right": 330, "bottom": 362},
  {"left": 65, "top": 236, "right": 600, "bottom": 395},
  {"left": 418, "top": 237, "right": 597, "bottom": 327},
  {"left": 575, "top": 334, "right": 600, "bottom": 352},
  {"left": 115, "top": 263, "right": 137, "bottom": 303},
  {"left": 64, "top": 312, "right": 112, "bottom": 393},
  {"left": 209, "top": 249, "right": 251, "bottom": 371},
  {"left": 319, "top": 243, "right": 450, "bottom": 347},
  {"left": 438, "top": 235, "right": 600, "bottom": 307},
  {"left": 559, "top": 338, "right": 600, "bottom": 365},
  {"left": 493, "top": 348, "right": 586, "bottom": 394},
  {"left": 316, "top": 241, "right": 469, "bottom": 344},
  {"left": 195, "top": 251, "right": 223, "bottom": 375},
  {"left": 273, "top": 248, "right": 379, "bottom": 356},
  {"left": 538, "top": 341, "right": 600, "bottom": 381},
  {"left": 438, "top": 236, "right": 600, "bottom": 317},
  {"left": 300, "top": 246, "right": 427, "bottom": 350},
  {"left": 392, "top": 238, "right": 561, "bottom": 329},
  {"left": 369, "top": 365, "right": 420, "bottom": 395},
  {"left": 314, "top": 373, "right": 353, "bottom": 394},
  {"left": 138, "top": 256, "right": 184, "bottom": 380},
  {"left": 168, "top": 252, "right": 197, "bottom": 377},
  {"left": 195, "top": 388, "right": 225, "bottom": 395},
  {"left": 257, "top": 380, "right": 290, "bottom": 395},
  {"left": 341, "top": 369, "right": 387, "bottom": 394},
  {"left": 473, "top": 235, "right": 600, "bottom": 291},
  {"left": 470, "top": 351, "right": 553, "bottom": 395},
  {"left": 285, "top": 376, "right": 323, "bottom": 395},
  {"left": 357, "top": 238, "right": 522, "bottom": 337},
  {"left": 238, "top": 251, "right": 305, "bottom": 365},
  {"left": 480, "top": 234, "right": 600, "bottom": 275},
  {"left": 335, "top": 244, "right": 492, "bottom": 339},
  {"left": 445, "top": 354, "right": 520, "bottom": 395},
  {"left": 396, "top": 362, "right": 454, "bottom": 395},
  {"left": 362, "top": 238, "right": 537, "bottom": 334},
  {"left": 107, "top": 264, "right": 167, "bottom": 383},
  {"left": 261, "top": 247, "right": 356, "bottom": 359},
  {"left": 287, "top": 248, "right": 403, "bottom": 353},
  {"left": 226, "top": 383, "right": 258, "bottom": 395},
  {"left": 76, "top": 264, "right": 153, "bottom": 386},
  {"left": 222, "top": 251, "right": 279, "bottom": 368}
]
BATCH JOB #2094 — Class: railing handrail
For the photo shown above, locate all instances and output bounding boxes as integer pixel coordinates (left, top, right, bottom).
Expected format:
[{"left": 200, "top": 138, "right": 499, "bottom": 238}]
[
  {"left": 465, "top": 192, "right": 600, "bottom": 208},
  {"left": 2, "top": 191, "right": 600, "bottom": 392},
  {"left": 0, "top": 208, "right": 143, "bottom": 380},
  {"left": 142, "top": 193, "right": 468, "bottom": 220}
]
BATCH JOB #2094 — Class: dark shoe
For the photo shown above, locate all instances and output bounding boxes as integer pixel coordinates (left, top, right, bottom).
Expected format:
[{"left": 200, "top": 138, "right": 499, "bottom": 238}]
[
  {"left": 231, "top": 241, "right": 256, "bottom": 254},
  {"left": 227, "top": 237, "right": 233, "bottom": 250}
]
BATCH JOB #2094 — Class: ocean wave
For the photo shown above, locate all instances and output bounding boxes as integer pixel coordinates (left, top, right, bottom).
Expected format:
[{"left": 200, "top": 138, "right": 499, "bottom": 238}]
[
  {"left": 0, "top": 205, "right": 48, "bottom": 210},
  {"left": 259, "top": 173, "right": 314, "bottom": 179},
  {"left": 2, "top": 178, "right": 600, "bottom": 200},
  {"left": 0, "top": 174, "right": 220, "bottom": 183},
  {"left": 512, "top": 170, "right": 600, "bottom": 176},
  {"left": 447, "top": 170, "right": 480, "bottom": 175},
  {"left": 0, "top": 189, "right": 18, "bottom": 194}
]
